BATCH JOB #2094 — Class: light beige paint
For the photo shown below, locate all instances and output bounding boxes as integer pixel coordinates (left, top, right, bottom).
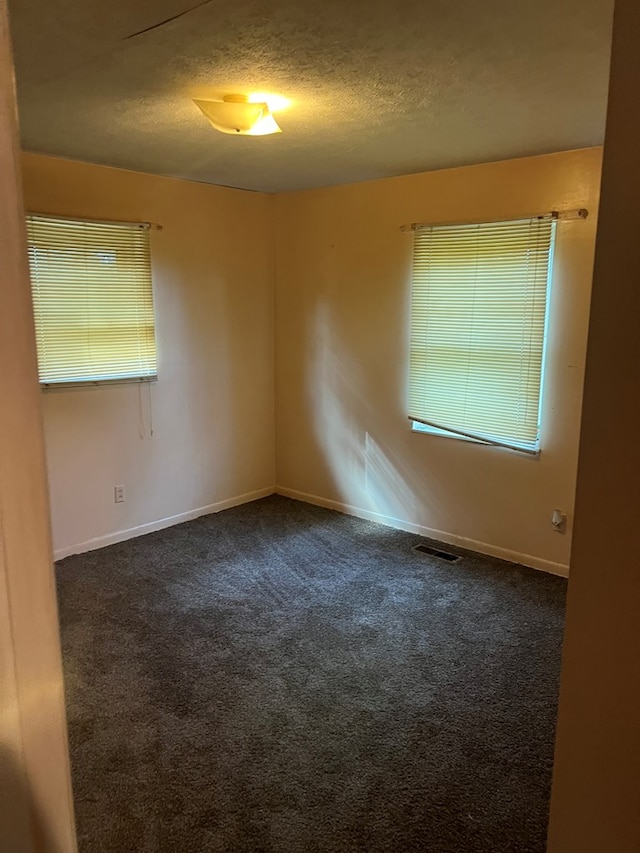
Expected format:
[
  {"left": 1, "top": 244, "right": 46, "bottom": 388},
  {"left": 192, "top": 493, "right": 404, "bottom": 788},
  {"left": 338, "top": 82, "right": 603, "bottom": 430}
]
[
  {"left": 0, "top": 2, "right": 77, "bottom": 850},
  {"left": 274, "top": 149, "right": 602, "bottom": 573},
  {"left": 21, "top": 153, "right": 275, "bottom": 558},
  {"left": 548, "top": 0, "right": 640, "bottom": 848}
]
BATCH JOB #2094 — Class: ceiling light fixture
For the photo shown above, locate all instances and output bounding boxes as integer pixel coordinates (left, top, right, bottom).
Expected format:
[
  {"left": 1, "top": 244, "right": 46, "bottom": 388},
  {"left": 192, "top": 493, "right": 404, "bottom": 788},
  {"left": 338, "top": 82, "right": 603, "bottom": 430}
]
[
  {"left": 247, "top": 92, "right": 291, "bottom": 112},
  {"left": 193, "top": 94, "right": 282, "bottom": 136}
]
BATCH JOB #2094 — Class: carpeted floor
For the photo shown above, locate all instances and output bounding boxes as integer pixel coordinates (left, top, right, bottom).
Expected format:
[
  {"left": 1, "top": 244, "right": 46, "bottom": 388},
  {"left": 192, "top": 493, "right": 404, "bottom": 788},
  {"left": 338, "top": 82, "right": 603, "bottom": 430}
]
[{"left": 56, "top": 495, "right": 567, "bottom": 853}]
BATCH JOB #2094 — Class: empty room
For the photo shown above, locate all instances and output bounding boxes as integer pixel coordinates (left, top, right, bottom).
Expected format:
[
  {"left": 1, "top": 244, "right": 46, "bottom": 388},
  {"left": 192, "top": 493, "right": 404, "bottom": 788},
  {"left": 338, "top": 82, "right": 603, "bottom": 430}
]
[{"left": 2, "top": 1, "right": 639, "bottom": 852}]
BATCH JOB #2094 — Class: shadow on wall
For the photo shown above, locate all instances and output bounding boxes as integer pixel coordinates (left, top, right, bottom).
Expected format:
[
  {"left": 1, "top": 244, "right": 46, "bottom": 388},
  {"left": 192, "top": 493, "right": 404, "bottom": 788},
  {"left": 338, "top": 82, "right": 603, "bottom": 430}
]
[
  {"left": 309, "top": 299, "right": 443, "bottom": 526},
  {"left": 0, "top": 743, "right": 57, "bottom": 853}
]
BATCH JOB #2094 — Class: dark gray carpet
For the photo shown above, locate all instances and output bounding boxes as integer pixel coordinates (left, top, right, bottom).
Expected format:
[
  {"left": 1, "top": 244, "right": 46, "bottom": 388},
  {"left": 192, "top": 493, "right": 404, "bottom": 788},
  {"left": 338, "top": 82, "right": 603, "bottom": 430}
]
[{"left": 56, "top": 495, "right": 566, "bottom": 853}]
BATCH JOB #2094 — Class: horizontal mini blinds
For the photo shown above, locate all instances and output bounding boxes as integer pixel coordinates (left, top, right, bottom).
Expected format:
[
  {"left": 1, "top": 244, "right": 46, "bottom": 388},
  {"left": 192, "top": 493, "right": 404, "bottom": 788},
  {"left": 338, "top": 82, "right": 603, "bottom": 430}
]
[
  {"left": 408, "top": 216, "right": 556, "bottom": 452},
  {"left": 27, "top": 215, "right": 157, "bottom": 386}
]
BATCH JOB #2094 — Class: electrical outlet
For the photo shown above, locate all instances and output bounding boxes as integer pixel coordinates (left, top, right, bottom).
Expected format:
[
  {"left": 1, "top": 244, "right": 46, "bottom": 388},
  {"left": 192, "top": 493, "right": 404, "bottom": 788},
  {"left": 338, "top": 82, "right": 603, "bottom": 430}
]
[
  {"left": 114, "top": 485, "right": 125, "bottom": 503},
  {"left": 551, "top": 509, "right": 567, "bottom": 533}
]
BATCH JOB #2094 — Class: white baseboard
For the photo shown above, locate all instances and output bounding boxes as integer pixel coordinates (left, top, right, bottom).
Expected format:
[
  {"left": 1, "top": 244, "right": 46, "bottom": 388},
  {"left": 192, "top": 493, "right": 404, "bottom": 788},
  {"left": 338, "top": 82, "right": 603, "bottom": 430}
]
[
  {"left": 54, "top": 484, "right": 570, "bottom": 577},
  {"left": 275, "top": 486, "right": 569, "bottom": 577},
  {"left": 53, "top": 486, "right": 276, "bottom": 561}
]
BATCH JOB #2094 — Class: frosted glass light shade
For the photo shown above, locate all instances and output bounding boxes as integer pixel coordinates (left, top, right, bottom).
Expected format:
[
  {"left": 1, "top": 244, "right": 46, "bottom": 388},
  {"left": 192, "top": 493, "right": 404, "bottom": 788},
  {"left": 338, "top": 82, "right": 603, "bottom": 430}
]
[{"left": 194, "top": 95, "right": 282, "bottom": 136}]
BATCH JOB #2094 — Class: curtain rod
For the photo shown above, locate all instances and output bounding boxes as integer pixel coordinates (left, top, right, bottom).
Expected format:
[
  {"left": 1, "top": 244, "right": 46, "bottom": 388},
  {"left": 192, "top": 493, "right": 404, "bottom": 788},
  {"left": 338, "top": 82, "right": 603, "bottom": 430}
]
[
  {"left": 400, "top": 208, "right": 589, "bottom": 232},
  {"left": 27, "top": 211, "right": 163, "bottom": 231}
]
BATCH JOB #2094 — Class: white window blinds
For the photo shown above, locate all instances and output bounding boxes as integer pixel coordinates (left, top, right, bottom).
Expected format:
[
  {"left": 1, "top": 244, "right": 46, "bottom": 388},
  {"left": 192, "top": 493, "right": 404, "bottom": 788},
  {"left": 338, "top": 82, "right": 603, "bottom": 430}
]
[
  {"left": 27, "top": 214, "right": 157, "bottom": 387},
  {"left": 408, "top": 216, "right": 556, "bottom": 453}
]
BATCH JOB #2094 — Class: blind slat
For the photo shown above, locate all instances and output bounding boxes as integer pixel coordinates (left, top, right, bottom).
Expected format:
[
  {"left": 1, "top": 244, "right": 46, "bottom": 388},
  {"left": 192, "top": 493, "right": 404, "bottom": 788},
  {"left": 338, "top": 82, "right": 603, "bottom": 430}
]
[
  {"left": 27, "top": 214, "right": 157, "bottom": 386},
  {"left": 408, "top": 217, "right": 556, "bottom": 453}
]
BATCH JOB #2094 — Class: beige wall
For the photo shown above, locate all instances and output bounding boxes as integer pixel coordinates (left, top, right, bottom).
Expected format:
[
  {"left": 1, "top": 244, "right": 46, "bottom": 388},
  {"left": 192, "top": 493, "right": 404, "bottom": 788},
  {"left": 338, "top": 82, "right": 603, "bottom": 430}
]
[
  {"left": 22, "top": 149, "right": 602, "bottom": 571},
  {"left": 21, "top": 153, "right": 275, "bottom": 558},
  {"left": 0, "top": 3, "right": 76, "bottom": 849},
  {"left": 274, "top": 149, "right": 602, "bottom": 574},
  {"left": 548, "top": 0, "right": 640, "bottom": 848}
]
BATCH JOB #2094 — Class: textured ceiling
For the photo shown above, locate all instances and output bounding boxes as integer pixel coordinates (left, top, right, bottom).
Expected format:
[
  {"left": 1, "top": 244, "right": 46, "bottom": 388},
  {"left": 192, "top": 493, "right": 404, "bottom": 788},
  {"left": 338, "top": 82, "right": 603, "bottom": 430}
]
[{"left": 8, "top": 0, "right": 614, "bottom": 193}]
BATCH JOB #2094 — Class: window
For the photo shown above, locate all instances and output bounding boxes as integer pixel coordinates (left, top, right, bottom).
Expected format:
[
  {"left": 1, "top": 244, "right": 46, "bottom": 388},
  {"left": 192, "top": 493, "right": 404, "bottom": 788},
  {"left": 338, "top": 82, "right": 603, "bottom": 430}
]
[
  {"left": 408, "top": 216, "right": 556, "bottom": 454},
  {"left": 27, "top": 214, "right": 157, "bottom": 387}
]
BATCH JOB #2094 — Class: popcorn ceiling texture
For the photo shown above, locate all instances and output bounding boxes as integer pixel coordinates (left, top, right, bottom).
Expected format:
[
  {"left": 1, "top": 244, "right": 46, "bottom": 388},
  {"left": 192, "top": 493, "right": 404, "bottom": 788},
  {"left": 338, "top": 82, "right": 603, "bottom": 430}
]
[{"left": 9, "top": 0, "right": 613, "bottom": 192}]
